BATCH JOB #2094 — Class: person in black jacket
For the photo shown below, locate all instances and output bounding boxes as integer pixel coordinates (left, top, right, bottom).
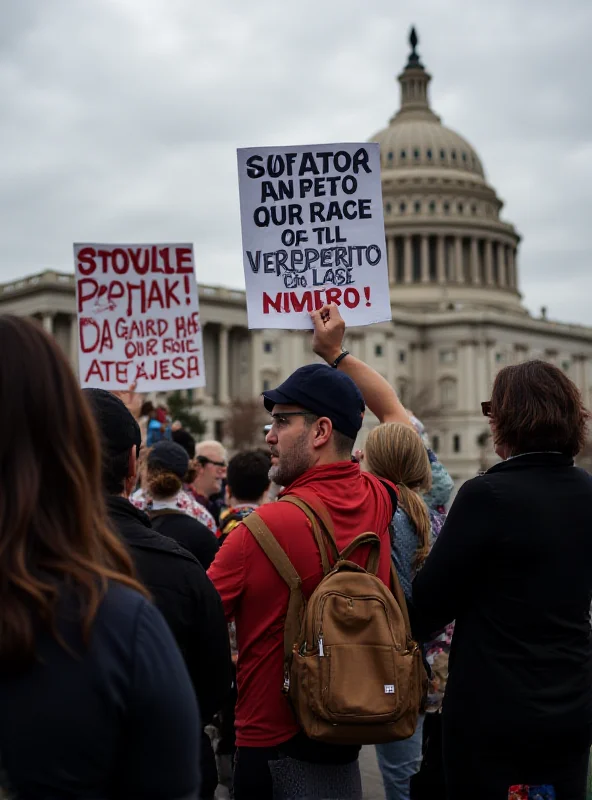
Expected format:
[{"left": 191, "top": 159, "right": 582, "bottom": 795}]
[
  {"left": 85, "top": 389, "right": 232, "bottom": 800},
  {"left": 146, "top": 441, "right": 220, "bottom": 569},
  {"left": 0, "top": 316, "right": 200, "bottom": 800},
  {"left": 412, "top": 360, "right": 592, "bottom": 799}
]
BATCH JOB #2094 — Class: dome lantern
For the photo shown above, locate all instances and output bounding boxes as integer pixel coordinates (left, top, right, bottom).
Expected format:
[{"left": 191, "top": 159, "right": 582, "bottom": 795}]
[{"left": 394, "top": 27, "right": 439, "bottom": 124}]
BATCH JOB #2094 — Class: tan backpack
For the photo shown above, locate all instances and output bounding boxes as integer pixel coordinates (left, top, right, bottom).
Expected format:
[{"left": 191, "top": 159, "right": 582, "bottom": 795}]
[{"left": 242, "top": 495, "right": 426, "bottom": 746}]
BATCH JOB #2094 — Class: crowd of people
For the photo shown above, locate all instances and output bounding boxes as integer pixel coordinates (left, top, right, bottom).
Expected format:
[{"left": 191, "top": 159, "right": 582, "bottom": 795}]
[{"left": 0, "top": 304, "right": 590, "bottom": 800}]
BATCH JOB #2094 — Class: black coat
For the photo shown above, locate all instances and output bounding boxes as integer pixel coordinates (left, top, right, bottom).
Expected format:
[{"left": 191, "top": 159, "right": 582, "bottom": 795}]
[
  {"left": 150, "top": 508, "right": 220, "bottom": 569},
  {"left": 413, "top": 453, "right": 592, "bottom": 746},
  {"left": 107, "top": 496, "right": 232, "bottom": 723}
]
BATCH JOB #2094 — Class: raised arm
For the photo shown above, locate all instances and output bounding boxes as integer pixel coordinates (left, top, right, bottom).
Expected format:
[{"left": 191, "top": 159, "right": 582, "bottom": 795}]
[{"left": 310, "top": 303, "right": 411, "bottom": 426}]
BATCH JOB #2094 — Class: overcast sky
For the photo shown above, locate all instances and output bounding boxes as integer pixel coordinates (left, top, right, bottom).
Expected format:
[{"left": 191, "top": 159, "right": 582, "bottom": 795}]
[{"left": 1, "top": 0, "right": 591, "bottom": 324}]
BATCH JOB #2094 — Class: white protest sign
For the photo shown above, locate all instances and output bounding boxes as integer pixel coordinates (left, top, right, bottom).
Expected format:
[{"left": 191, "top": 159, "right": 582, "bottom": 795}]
[
  {"left": 237, "top": 142, "right": 391, "bottom": 329},
  {"left": 74, "top": 243, "right": 206, "bottom": 392}
]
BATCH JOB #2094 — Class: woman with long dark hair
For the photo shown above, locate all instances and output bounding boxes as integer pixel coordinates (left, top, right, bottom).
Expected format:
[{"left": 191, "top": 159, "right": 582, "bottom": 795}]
[
  {"left": 413, "top": 360, "right": 592, "bottom": 798},
  {"left": 0, "top": 315, "right": 201, "bottom": 799}
]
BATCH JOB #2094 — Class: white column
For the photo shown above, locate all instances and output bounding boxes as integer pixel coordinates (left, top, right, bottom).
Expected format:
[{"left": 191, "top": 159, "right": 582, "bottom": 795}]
[
  {"left": 42, "top": 313, "right": 54, "bottom": 335},
  {"left": 386, "top": 332, "right": 396, "bottom": 386},
  {"left": 218, "top": 324, "right": 229, "bottom": 404},
  {"left": 485, "top": 239, "right": 494, "bottom": 285},
  {"left": 420, "top": 236, "right": 430, "bottom": 283},
  {"left": 403, "top": 236, "right": 412, "bottom": 284},
  {"left": 507, "top": 247, "right": 515, "bottom": 289},
  {"left": 455, "top": 237, "right": 464, "bottom": 283},
  {"left": 69, "top": 315, "right": 79, "bottom": 375},
  {"left": 459, "top": 341, "right": 478, "bottom": 411},
  {"left": 498, "top": 242, "right": 507, "bottom": 287},
  {"left": 436, "top": 236, "right": 446, "bottom": 284},
  {"left": 250, "top": 330, "right": 262, "bottom": 397},
  {"left": 471, "top": 237, "right": 480, "bottom": 284},
  {"left": 387, "top": 237, "right": 396, "bottom": 283}
]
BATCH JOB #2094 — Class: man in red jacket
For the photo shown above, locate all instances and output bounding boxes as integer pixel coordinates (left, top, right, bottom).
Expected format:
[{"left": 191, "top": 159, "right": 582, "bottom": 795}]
[{"left": 208, "top": 306, "right": 399, "bottom": 799}]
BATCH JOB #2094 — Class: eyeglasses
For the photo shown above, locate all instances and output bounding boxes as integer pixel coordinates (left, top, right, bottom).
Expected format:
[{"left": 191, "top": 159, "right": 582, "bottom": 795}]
[
  {"left": 481, "top": 401, "right": 492, "bottom": 418},
  {"left": 197, "top": 456, "right": 227, "bottom": 468},
  {"left": 269, "top": 411, "right": 318, "bottom": 429}
]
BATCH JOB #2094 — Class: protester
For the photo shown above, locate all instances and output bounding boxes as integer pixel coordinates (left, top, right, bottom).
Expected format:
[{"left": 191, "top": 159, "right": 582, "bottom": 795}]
[
  {"left": 208, "top": 307, "right": 398, "bottom": 800},
  {"left": 146, "top": 440, "right": 220, "bottom": 569},
  {"left": 86, "top": 388, "right": 232, "bottom": 800},
  {"left": 219, "top": 450, "right": 271, "bottom": 543},
  {"left": 191, "top": 440, "right": 228, "bottom": 525},
  {"left": 0, "top": 315, "right": 201, "bottom": 799},
  {"left": 131, "top": 454, "right": 218, "bottom": 534},
  {"left": 138, "top": 399, "right": 154, "bottom": 445},
  {"left": 413, "top": 360, "right": 592, "bottom": 798}
]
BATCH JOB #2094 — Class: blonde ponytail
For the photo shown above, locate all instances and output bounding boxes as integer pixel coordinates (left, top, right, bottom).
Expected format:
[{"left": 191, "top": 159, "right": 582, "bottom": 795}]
[{"left": 365, "top": 422, "right": 432, "bottom": 568}]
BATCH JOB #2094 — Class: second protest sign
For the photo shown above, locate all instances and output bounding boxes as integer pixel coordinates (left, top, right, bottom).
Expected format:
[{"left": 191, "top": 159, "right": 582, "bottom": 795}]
[
  {"left": 237, "top": 142, "right": 392, "bottom": 329},
  {"left": 74, "top": 242, "right": 206, "bottom": 392}
]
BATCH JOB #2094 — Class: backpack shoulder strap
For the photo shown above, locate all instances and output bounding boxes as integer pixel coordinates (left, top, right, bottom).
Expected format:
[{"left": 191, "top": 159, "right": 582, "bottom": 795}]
[
  {"left": 242, "top": 512, "right": 304, "bottom": 661},
  {"left": 390, "top": 563, "right": 413, "bottom": 640},
  {"left": 280, "top": 495, "right": 339, "bottom": 574}
]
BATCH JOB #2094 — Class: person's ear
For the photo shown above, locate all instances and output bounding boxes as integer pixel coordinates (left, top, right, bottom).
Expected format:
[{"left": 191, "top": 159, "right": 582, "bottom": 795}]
[{"left": 311, "top": 417, "right": 333, "bottom": 449}]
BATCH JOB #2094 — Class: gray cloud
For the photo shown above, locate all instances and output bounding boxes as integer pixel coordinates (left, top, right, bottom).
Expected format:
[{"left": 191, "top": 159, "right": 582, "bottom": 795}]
[{"left": 0, "top": 0, "right": 590, "bottom": 324}]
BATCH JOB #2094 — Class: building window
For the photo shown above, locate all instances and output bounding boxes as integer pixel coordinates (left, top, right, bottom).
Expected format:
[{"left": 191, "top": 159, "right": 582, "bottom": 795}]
[
  {"left": 429, "top": 201, "right": 436, "bottom": 213},
  {"left": 413, "top": 148, "right": 420, "bottom": 160},
  {"left": 385, "top": 202, "right": 392, "bottom": 214},
  {"left": 462, "top": 152, "right": 467, "bottom": 163},
  {"left": 443, "top": 201, "right": 450, "bottom": 214},
  {"left": 186, "top": 389, "right": 194, "bottom": 402},
  {"left": 400, "top": 150, "right": 407, "bottom": 160},
  {"left": 432, "top": 434, "right": 440, "bottom": 453},
  {"left": 440, "top": 149, "right": 446, "bottom": 160},
  {"left": 399, "top": 350, "right": 406, "bottom": 363},
  {"left": 453, "top": 434, "right": 461, "bottom": 453},
  {"left": 495, "top": 351, "right": 505, "bottom": 364},
  {"left": 263, "top": 341, "right": 273, "bottom": 353},
  {"left": 471, "top": 203, "right": 477, "bottom": 215},
  {"left": 439, "top": 348, "right": 457, "bottom": 365},
  {"left": 562, "top": 360, "right": 570, "bottom": 372},
  {"left": 426, "top": 148, "right": 433, "bottom": 161},
  {"left": 457, "top": 202, "right": 464, "bottom": 213},
  {"left": 451, "top": 150, "right": 457, "bottom": 161},
  {"left": 399, "top": 201, "right": 406, "bottom": 213},
  {"left": 387, "top": 151, "right": 393, "bottom": 161},
  {"left": 414, "top": 200, "right": 421, "bottom": 213},
  {"left": 439, "top": 376, "right": 457, "bottom": 409},
  {"left": 262, "top": 379, "right": 271, "bottom": 391},
  {"left": 374, "top": 344, "right": 383, "bottom": 357}
]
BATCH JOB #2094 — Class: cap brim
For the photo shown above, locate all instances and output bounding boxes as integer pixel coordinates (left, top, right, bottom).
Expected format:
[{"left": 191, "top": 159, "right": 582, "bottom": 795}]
[{"left": 262, "top": 388, "right": 293, "bottom": 413}]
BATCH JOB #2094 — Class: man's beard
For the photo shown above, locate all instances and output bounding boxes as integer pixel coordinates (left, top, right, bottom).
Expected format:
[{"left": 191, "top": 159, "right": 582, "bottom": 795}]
[{"left": 269, "top": 431, "right": 313, "bottom": 488}]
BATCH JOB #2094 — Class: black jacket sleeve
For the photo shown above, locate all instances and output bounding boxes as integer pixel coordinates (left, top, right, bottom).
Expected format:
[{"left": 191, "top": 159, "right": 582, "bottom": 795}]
[
  {"left": 412, "top": 475, "right": 497, "bottom": 636},
  {"left": 120, "top": 600, "right": 201, "bottom": 799},
  {"left": 183, "top": 563, "right": 232, "bottom": 724}
]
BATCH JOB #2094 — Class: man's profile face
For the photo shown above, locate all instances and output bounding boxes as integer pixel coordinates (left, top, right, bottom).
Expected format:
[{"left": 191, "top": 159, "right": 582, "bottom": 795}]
[
  {"left": 195, "top": 444, "right": 227, "bottom": 497},
  {"left": 265, "top": 404, "right": 316, "bottom": 487}
]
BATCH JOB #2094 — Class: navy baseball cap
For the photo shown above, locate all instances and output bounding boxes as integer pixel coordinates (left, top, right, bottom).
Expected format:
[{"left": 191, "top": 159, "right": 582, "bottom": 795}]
[
  {"left": 148, "top": 441, "right": 189, "bottom": 479},
  {"left": 263, "top": 364, "right": 365, "bottom": 440}
]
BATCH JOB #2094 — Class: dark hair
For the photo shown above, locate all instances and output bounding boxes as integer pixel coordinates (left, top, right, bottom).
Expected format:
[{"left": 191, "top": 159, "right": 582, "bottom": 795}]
[
  {"left": 147, "top": 470, "right": 183, "bottom": 499},
  {"left": 227, "top": 450, "right": 271, "bottom": 503},
  {"left": 333, "top": 430, "right": 357, "bottom": 458},
  {"left": 0, "top": 315, "right": 147, "bottom": 669},
  {"left": 172, "top": 428, "right": 196, "bottom": 459},
  {"left": 491, "top": 360, "right": 589, "bottom": 457},
  {"left": 140, "top": 400, "right": 154, "bottom": 417}
]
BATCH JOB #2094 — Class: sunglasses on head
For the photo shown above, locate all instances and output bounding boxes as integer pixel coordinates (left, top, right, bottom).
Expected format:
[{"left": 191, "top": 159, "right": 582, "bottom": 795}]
[
  {"left": 197, "top": 455, "right": 227, "bottom": 468},
  {"left": 481, "top": 401, "right": 492, "bottom": 417}
]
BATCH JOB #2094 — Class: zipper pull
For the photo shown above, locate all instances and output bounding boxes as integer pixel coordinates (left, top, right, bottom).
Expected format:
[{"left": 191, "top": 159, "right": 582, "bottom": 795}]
[{"left": 318, "top": 636, "right": 324, "bottom": 657}]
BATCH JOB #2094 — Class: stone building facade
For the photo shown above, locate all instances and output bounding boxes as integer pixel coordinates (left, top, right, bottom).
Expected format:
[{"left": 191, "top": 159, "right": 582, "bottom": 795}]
[{"left": 1, "top": 30, "right": 591, "bottom": 485}]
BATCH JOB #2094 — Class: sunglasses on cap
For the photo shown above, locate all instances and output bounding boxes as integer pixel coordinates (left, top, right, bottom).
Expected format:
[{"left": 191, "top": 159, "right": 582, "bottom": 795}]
[
  {"left": 481, "top": 401, "right": 492, "bottom": 417},
  {"left": 196, "top": 455, "right": 227, "bottom": 468}
]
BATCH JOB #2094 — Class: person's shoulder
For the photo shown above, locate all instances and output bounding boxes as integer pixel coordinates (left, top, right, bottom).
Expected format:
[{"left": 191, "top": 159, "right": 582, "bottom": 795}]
[{"left": 95, "top": 583, "right": 152, "bottom": 637}]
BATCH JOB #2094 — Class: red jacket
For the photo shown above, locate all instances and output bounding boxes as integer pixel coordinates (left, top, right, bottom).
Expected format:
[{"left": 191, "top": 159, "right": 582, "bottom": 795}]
[{"left": 207, "top": 461, "right": 395, "bottom": 747}]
